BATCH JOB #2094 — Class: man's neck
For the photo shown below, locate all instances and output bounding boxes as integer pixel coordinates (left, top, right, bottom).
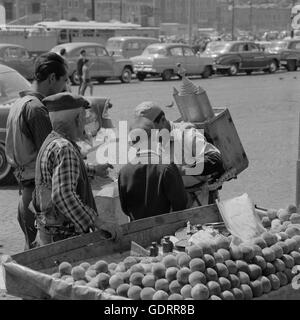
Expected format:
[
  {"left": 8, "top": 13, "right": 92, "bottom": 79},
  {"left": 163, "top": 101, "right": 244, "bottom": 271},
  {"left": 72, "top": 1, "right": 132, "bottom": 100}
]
[{"left": 31, "top": 81, "right": 49, "bottom": 98}]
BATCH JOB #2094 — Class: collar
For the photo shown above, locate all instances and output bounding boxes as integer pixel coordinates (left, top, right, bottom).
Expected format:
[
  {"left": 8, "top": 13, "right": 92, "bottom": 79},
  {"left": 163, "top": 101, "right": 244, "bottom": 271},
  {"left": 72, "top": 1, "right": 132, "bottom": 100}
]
[
  {"left": 19, "top": 90, "right": 45, "bottom": 102},
  {"left": 136, "top": 149, "right": 160, "bottom": 158}
]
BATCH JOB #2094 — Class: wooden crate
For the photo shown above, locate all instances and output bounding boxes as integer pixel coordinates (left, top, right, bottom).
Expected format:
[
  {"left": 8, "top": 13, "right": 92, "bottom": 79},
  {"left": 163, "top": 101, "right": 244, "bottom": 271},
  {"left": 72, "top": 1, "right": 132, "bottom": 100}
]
[
  {"left": 194, "top": 108, "right": 249, "bottom": 176},
  {"left": 10, "top": 204, "right": 221, "bottom": 274},
  {"left": 1, "top": 204, "right": 220, "bottom": 300}
]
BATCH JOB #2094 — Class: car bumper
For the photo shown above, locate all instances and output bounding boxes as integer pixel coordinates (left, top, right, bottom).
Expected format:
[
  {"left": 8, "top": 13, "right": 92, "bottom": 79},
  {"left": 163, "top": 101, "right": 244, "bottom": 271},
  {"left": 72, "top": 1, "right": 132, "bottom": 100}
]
[
  {"left": 134, "top": 66, "right": 157, "bottom": 73},
  {"left": 215, "top": 64, "right": 231, "bottom": 70},
  {"left": 280, "top": 60, "right": 288, "bottom": 66}
]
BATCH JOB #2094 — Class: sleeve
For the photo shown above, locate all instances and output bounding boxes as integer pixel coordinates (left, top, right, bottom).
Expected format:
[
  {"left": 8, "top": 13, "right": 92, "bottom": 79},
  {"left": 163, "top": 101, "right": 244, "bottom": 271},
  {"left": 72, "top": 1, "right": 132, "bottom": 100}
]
[
  {"left": 85, "top": 163, "right": 96, "bottom": 177},
  {"left": 51, "top": 145, "right": 98, "bottom": 233},
  {"left": 118, "top": 170, "right": 130, "bottom": 217},
  {"left": 202, "top": 151, "right": 225, "bottom": 177},
  {"left": 24, "top": 103, "right": 52, "bottom": 151},
  {"left": 163, "top": 164, "right": 188, "bottom": 212}
]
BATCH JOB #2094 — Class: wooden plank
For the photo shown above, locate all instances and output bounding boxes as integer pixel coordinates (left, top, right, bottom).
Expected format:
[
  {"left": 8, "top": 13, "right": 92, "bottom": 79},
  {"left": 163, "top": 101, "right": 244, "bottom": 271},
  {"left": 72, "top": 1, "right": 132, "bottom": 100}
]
[
  {"left": 12, "top": 204, "right": 221, "bottom": 272},
  {"left": 255, "top": 284, "right": 300, "bottom": 300}
]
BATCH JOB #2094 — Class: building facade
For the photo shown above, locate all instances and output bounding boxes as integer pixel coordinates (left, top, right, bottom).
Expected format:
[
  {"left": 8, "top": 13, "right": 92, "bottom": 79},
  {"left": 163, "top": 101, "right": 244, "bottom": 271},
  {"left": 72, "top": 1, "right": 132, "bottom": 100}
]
[{"left": 0, "top": 0, "right": 295, "bottom": 33}]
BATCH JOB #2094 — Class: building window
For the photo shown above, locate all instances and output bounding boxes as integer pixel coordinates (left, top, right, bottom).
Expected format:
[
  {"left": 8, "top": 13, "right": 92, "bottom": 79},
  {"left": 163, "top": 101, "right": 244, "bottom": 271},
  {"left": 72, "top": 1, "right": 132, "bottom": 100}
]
[
  {"left": 4, "top": 2, "right": 13, "bottom": 20},
  {"left": 68, "top": 0, "right": 73, "bottom": 8},
  {"left": 74, "top": 0, "right": 79, "bottom": 8},
  {"left": 32, "top": 2, "right": 41, "bottom": 14}
]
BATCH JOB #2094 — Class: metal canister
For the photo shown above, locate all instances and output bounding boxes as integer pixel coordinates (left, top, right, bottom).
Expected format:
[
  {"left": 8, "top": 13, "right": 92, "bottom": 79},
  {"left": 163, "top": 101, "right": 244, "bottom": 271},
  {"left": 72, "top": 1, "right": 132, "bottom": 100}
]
[
  {"left": 162, "top": 236, "right": 174, "bottom": 254},
  {"left": 150, "top": 242, "right": 159, "bottom": 257}
]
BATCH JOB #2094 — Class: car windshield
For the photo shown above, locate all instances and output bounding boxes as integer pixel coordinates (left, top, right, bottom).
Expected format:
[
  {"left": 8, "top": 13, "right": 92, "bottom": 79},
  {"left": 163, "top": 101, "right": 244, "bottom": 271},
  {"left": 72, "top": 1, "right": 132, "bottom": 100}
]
[
  {"left": 205, "top": 42, "right": 231, "bottom": 53},
  {"left": 268, "top": 41, "right": 288, "bottom": 50},
  {"left": 142, "top": 46, "right": 167, "bottom": 55},
  {"left": 0, "top": 70, "right": 31, "bottom": 106},
  {"left": 106, "top": 40, "right": 123, "bottom": 51}
]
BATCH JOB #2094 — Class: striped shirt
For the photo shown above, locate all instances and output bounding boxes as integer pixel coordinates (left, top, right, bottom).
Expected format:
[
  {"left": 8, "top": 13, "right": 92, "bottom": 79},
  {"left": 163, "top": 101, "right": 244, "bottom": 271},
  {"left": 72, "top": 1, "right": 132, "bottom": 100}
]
[{"left": 39, "top": 134, "right": 97, "bottom": 233}]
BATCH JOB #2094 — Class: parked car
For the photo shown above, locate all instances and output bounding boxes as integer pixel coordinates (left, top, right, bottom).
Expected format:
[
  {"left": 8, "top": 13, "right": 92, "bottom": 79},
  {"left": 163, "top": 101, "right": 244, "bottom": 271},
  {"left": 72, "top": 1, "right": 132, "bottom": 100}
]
[
  {"left": 0, "top": 44, "right": 36, "bottom": 80},
  {"left": 266, "top": 39, "right": 300, "bottom": 71},
  {"left": 202, "top": 41, "right": 280, "bottom": 76},
  {"left": 106, "top": 36, "right": 159, "bottom": 59},
  {"left": 131, "top": 43, "right": 215, "bottom": 81},
  {"left": 0, "top": 64, "right": 31, "bottom": 184},
  {"left": 51, "top": 42, "right": 134, "bottom": 85}
]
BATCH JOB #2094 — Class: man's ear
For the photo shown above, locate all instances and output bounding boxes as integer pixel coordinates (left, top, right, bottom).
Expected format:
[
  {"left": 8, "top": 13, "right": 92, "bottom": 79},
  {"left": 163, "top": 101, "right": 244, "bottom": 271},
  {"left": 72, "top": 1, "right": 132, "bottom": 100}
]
[
  {"left": 74, "top": 113, "right": 81, "bottom": 127},
  {"left": 48, "top": 73, "right": 56, "bottom": 84}
]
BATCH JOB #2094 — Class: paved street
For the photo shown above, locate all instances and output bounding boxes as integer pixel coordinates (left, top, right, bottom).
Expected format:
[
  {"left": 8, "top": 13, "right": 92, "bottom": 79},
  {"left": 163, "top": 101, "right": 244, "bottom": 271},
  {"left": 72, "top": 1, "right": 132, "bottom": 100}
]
[{"left": 1, "top": 71, "right": 300, "bottom": 255}]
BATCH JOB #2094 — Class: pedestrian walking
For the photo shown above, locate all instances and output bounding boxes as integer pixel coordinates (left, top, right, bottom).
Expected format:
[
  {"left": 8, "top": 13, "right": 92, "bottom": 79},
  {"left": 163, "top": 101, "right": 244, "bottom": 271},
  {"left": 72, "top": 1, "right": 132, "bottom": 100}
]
[
  {"left": 79, "top": 59, "right": 93, "bottom": 96},
  {"left": 77, "top": 49, "right": 86, "bottom": 94}
]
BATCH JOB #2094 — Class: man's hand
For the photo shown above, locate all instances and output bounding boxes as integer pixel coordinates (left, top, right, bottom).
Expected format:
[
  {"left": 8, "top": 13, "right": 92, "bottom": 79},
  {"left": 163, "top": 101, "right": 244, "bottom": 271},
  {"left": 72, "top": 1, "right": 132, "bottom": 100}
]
[
  {"left": 94, "top": 163, "right": 114, "bottom": 178},
  {"left": 94, "top": 218, "right": 122, "bottom": 241}
]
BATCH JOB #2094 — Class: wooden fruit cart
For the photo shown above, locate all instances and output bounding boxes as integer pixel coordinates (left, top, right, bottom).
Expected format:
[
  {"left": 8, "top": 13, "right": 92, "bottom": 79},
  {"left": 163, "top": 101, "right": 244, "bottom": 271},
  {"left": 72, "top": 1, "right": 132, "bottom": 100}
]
[{"left": 1, "top": 203, "right": 300, "bottom": 300}]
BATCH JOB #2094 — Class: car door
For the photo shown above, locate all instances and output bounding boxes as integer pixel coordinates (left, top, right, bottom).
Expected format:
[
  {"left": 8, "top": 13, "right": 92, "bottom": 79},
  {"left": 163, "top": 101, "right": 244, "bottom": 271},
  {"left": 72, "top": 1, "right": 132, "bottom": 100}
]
[
  {"left": 238, "top": 43, "right": 254, "bottom": 69},
  {"left": 182, "top": 46, "right": 199, "bottom": 74},
  {"left": 84, "top": 46, "right": 99, "bottom": 78},
  {"left": 169, "top": 46, "right": 186, "bottom": 70},
  {"left": 96, "top": 46, "right": 114, "bottom": 77},
  {"left": 248, "top": 43, "right": 267, "bottom": 68}
]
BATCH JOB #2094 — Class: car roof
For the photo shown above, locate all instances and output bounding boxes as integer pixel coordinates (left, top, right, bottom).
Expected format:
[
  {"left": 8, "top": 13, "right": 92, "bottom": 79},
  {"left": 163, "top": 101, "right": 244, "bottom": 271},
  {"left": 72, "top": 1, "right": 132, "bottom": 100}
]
[
  {"left": 52, "top": 42, "right": 105, "bottom": 50},
  {"left": 107, "top": 36, "right": 158, "bottom": 41},
  {"left": 0, "top": 63, "right": 22, "bottom": 74},
  {"left": 0, "top": 43, "right": 26, "bottom": 49},
  {"left": 147, "top": 43, "right": 192, "bottom": 48}
]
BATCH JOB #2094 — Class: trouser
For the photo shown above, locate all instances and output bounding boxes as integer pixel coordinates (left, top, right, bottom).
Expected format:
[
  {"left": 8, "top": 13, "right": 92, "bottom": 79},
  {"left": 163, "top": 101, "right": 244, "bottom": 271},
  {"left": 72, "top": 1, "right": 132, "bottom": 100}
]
[
  {"left": 17, "top": 182, "right": 37, "bottom": 250},
  {"left": 35, "top": 216, "right": 77, "bottom": 246},
  {"left": 80, "top": 80, "right": 93, "bottom": 96},
  {"left": 35, "top": 225, "right": 71, "bottom": 246},
  {"left": 78, "top": 76, "right": 83, "bottom": 94}
]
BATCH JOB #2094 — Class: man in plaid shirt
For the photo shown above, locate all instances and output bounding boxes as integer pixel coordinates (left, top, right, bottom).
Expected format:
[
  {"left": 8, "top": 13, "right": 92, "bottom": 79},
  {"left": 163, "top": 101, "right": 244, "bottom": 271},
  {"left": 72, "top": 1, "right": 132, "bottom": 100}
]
[{"left": 32, "top": 92, "right": 121, "bottom": 245}]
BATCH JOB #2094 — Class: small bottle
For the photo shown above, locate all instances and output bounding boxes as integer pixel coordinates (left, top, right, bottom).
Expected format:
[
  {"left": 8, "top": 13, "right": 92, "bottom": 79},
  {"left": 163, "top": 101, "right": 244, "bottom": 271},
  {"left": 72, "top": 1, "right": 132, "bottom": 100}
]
[
  {"left": 162, "top": 236, "right": 174, "bottom": 254},
  {"left": 150, "top": 242, "right": 159, "bottom": 257}
]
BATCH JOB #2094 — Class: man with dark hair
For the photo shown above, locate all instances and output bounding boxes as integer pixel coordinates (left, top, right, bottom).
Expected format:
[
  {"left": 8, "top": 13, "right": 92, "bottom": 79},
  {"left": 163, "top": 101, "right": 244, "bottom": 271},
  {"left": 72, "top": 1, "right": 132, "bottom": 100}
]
[
  {"left": 77, "top": 49, "right": 86, "bottom": 94},
  {"left": 5, "top": 52, "right": 68, "bottom": 250},
  {"left": 118, "top": 117, "right": 188, "bottom": 221}
]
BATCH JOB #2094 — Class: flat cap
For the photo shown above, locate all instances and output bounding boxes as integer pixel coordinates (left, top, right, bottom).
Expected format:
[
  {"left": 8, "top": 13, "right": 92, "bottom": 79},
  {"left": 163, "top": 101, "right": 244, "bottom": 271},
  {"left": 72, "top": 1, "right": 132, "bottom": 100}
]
[
  {"left": 43, "top": 92, "right": 90, "bottom": 112},
  {"left": 135, "top": 101, "right": 163, "bottom": 122}
]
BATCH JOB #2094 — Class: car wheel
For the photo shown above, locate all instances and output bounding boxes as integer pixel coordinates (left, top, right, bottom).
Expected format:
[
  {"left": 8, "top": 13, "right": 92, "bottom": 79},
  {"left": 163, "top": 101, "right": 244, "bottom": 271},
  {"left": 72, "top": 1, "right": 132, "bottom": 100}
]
[
  {"left": 70, "top": 71, "right": 80, "bottom": 85},
  {"left": 137, "top": 73, "right": 146, "bottom": 81},
  {"left": 246, "top": 70, "right": 252, "bottom": 75},
  {"left": 287, "top": 60, "right": 297, "bottom": 71},
  {"left": 162, "top": 69, "right": 173, "bottom": 81},
  {"left": 120, "top": 67, "right": 132, "bottom": 83},
  {"left": 97, "top": 77, "right": 107, "bottom": 84},
  {"left": 202, "top": 66, "right": 212, "bottom": 79},
  {"left": 0, "top": 143, "right": 15, "bottom": 185},
  {"left": 269, "top": 60, "right": 278, "bottom": 73},
  {"left": 228, "top": 64, "right": 238, "bottom": 76}
]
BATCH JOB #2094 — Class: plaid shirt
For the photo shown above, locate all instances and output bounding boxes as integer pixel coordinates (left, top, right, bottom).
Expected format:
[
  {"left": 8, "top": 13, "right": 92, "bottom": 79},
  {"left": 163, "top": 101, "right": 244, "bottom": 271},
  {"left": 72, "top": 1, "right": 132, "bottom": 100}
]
[{"left": 39, "top": 134, "right": 97, "bottom": 233}]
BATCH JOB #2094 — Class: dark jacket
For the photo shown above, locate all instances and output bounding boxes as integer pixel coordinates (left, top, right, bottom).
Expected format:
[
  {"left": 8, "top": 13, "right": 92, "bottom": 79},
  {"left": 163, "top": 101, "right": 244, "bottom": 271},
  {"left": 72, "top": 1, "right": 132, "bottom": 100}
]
[
  {"left": 5, "top": 91, "right": 52, "bottom": 184},
  {"left": 118, "top": 155, "right": 188, "bottom": 221}
]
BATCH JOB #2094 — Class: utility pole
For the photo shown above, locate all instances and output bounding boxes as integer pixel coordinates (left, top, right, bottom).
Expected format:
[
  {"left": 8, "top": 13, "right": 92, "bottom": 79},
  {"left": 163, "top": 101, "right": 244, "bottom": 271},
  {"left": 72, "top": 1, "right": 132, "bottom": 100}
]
[
  {"left": 120, "top": 0, "right": 123, "bottom": 22},
  {"left": 231, "top": 0, "right": 235, "bottom": 40},
  {"left": 249, "top": 0, "right": 253, "bottom": 33},
  {"left": 91, "top": 0, "right": 96, "bottom": 20},
  {"left": 188, "top": 0, "right": 193, "bottom": 45}
]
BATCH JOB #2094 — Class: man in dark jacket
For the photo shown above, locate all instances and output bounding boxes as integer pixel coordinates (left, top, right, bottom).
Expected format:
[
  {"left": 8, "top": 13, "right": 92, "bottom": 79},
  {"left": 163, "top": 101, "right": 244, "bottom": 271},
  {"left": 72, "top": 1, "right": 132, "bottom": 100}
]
[
  {"left": 118, "top": 117, "right": 188, "bottom": 221},
  {"left": 5, "top": 52, "right": 68, "bottom": 250}
]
